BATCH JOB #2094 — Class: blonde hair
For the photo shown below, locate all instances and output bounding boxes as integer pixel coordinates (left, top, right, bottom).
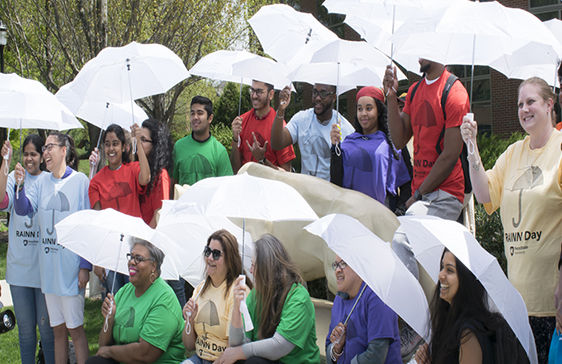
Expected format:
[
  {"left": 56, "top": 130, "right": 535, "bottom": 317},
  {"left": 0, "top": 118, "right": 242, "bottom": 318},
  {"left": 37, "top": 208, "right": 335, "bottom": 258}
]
[{"left": 518, "top": 77, "right": 555, "bottom": 104}]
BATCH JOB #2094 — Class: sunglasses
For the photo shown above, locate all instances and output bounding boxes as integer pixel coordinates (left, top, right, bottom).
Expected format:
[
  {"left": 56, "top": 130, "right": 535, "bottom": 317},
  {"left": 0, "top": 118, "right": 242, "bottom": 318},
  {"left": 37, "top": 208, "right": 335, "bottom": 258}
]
[
  {"left": 331, "top": 260, "right": 348, "bottom": 271},
  {"left": 204, "top": 246, "right": 223, "bottom": 260},
  {"left": 126, "top": 253, "right": 154, "bottom": 265}
]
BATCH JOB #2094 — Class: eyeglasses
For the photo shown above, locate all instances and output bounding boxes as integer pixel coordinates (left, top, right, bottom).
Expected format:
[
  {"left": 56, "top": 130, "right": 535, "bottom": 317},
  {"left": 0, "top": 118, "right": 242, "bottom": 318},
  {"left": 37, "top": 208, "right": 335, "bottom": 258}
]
[
  {"left": 312, "top": 89, "right": 335, "bottom": 99},
  {"left": 204, "top": 246, "right": 223, "bottom": 260},
  {"left": 140, "top": 137, "right": 152, "bottom": 143},
  {"left": 331, "top": 260, "right": 348, "bottom": 271},
  {"left": 126, "top": 253, "right": 154, "bottom": 265},
  {"left": 41, "top": 143, "right": 64, "bottom": 153},
  {"left": 249, "top": 87, "right": 266, "bottom": 96}
]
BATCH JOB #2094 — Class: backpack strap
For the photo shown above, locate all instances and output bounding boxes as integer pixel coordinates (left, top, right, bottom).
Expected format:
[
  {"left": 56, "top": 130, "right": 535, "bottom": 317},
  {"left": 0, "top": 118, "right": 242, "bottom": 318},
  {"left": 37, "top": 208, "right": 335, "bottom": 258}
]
[{"left": 436, "top": 74, "right": 460, "bottom": 154}]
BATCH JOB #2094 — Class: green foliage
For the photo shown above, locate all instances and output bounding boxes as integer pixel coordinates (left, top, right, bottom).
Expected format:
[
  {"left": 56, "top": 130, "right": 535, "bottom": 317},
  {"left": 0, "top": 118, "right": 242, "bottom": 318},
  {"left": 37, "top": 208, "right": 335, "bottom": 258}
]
[
  {"left": 214, "top": 82, "right": 253, "bottom": 128},
  {"left": 474, "top": 131, "right": 525, "bottom": 273},
  {"left": 211, "top": 124, "right": 236, "bottom": 154}
]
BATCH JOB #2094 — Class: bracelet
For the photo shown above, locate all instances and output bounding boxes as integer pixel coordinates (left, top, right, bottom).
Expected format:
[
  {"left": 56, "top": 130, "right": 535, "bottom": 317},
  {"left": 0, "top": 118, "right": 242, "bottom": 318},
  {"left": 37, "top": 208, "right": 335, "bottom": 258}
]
[
  {"left": 259, "top": 158, "right": 266, "bottom": 165},
  {"left": 232, "top": 137, "right": 239, "bottom": 143}
]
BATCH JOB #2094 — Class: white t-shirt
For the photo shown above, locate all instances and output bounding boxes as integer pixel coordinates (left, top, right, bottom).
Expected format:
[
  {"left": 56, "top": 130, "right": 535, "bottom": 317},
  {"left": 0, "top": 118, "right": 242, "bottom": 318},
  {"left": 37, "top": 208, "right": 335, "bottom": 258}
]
[{"left": 286, "top": 108, "right": 354, "bottom": 180}]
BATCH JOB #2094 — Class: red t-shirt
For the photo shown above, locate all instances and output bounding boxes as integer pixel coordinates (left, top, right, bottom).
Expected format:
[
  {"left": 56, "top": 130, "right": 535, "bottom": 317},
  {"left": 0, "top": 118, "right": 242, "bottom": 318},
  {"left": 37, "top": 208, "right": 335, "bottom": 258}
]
[
  {"left": 403, "top": 69, "right": 469, "bottom": 203},
  {"left": 140, "top": 168, "right": 170, "bottom": 226},
  {"left": 238, "top": 107, "right": 295, "bottom": 167},
  {"left": 88, "top": 162, "right": 144, "bottom": 217}
]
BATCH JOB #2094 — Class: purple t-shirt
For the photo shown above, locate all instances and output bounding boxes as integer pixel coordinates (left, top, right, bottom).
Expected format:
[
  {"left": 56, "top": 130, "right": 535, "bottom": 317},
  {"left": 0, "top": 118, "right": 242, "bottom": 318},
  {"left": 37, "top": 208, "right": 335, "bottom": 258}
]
[
  {"left": 326, "top": 283, "right": 401, "bottom": 364},
  {"left": 341, "top": 131, "right": 410, "bottom": 204}
]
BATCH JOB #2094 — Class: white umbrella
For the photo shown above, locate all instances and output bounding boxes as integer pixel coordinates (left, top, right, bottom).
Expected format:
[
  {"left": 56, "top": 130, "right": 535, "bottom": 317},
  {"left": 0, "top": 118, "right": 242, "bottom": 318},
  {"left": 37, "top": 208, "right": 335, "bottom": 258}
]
[
  {"left": 55, "top": 208, "right": 179, "bottom": 281},
  {"left": 305, "top": 213, "right": 431, "bottom": 342},
  {"left": 248, "top": 3, "right": 338, "bottom": 65},
  {"left": 0, "top": 73, "right": 83, "bottom": 131},
  {"left": 397, "top": 215, "right": 538, "bottom": 364},
  {"left": 156, "top": 201, "right": 254, "bottom": 288},
  {"left": 56, "top": 83, "right": 148, "bottom": 131},
  {"left": 189, "top": 50, "right": 255, "bottom": 86},
  {"left": 230, "top": 54, "right": 294, "bottom": 91}
]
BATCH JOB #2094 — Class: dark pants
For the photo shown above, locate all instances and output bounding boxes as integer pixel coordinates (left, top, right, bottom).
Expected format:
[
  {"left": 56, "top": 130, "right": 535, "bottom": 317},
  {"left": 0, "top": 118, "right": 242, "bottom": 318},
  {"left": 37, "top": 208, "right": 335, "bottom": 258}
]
[
  {"left": 85, "top": 356, "right": 118, "bottom": 364},
  {"left": 167, "top": 278, "right": 187, "bottom": 308},
  {"left": 530, "top": 316, "right": 555, "bottom": 364},
  {"left": 235, "top": 358, "right": 280, "bottom": 364}
]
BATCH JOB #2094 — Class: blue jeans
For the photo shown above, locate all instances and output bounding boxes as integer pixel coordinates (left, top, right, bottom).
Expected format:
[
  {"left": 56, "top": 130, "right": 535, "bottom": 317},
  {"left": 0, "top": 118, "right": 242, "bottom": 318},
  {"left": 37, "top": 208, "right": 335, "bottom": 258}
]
[
  {"left": 104, "top": 271, "right": 129, "bottom": 295},
  {"left": 166, "top": 278, "right": 186, "bottom": 308},
  {"left": 10, "top": 285, "right": 55, "bottom": 364}
]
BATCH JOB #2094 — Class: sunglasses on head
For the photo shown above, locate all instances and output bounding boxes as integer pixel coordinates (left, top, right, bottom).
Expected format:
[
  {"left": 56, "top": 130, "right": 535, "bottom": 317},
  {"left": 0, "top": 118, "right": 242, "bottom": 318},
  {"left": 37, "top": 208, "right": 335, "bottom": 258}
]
[{"left": 204, "top": 246, "right": 223, "bottom": 260}]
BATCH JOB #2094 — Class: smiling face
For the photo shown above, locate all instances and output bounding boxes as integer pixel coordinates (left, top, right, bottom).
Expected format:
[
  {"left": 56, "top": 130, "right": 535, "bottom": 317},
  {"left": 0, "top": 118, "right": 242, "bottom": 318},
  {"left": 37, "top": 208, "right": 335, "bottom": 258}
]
[
  {"left": 128, "top": 244, "right": 156, "bottom": 287},
  {"left": 438, "top": 251, "right": 459, "bottom": 305},
  {"left": 42, "top": 135, "right": 66, "bottom": 172},
  {"left": 206, "top": 239, "right": 227, "bottom": 286},
  {"left": 23, "top": 142, "right": 42, "bottom": 176},
  {"left": 333, "top": 255, "right": 362, "bottom": 298},
  {"left": 190, "top": 103, "right": 212, "bottom": 138},
  {"left": 250, "top": 80, "right": 274, "bottom": 112},
  {"left": 312, "top": 84, "right": 336, "bottom": 118},
  {"left": 357, "top": 96, "right": 379, "bottom": 135},
  {"left": 103, "top": 131, "right": 124, "bottom": 169},
  {"left": 518, "top": 83, "right": 553, "bottom": 135}
]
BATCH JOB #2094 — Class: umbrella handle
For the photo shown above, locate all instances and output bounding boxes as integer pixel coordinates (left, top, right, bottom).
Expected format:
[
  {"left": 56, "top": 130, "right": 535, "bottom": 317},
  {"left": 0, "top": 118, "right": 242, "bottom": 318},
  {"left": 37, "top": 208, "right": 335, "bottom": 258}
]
[
  {"left": 103, "top": 300, "right": 113, "bottom": 333},
  {"left": 15, "top": 177, "right": 21, "bottom": 200},
  {"left": 3, "top": 128, "right": 10, "bottom": 176},
  {"left": 185, "top": 312, "right": 192, "bottom": 335}
]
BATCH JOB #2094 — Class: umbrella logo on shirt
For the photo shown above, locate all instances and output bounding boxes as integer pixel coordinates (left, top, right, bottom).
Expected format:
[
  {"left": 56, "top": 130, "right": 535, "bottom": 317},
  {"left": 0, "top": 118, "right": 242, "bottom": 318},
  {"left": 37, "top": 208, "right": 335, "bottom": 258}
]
[
  {"left": 510, "top": 166, "right": 543, "bottom": 228},
  {"left": 196, "top": 300, "right": 220, "bottom": 340},
  {"left": 24, "top": 216, "right": 33, "bottom": 229},
  {"left": 110, "top": 182, "right": 133, "bottom": 210},
  {"left": 307, "top": 135, "right": 330, "bottom": 176},
  {"left": 46, "top": 191, "right": 70, "bottom": 235},
  {"left": 45, "top": 246, "right": 49, "bottom": 254},
  {"left": 413, "top": 100, "right": 438, "bottom": 155},
  {"left": 188, "top": 154, "right": 213, "bottom": 183}
]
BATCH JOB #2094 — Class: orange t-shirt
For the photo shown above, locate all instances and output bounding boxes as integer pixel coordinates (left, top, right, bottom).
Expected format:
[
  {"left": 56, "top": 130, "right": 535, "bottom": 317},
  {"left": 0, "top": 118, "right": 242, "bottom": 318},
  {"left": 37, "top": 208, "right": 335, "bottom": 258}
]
[
  {"left": 403, "top": 70, "right": 469, "bottom": 203},
  {"left": 556, "top": 121, "right": 561, "bottom": 131},
  {"left": 238, "top": 107, "right": 295, "bottom": 167}
]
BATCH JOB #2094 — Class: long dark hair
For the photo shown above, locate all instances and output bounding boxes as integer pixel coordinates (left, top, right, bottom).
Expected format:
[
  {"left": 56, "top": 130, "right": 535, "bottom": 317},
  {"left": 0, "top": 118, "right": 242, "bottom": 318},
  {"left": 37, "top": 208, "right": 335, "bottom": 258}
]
[
  {"left": 48, "top": 132, "right": 78, "bottom": 171},
  {"left": 103, "top": 124, "right": 130, "bottom": 164},
  {"left": 23, "top": 134, "right": 46, "bottom": 172},
  {"left": 354, "top": 98, "right": 398, "bottom": 159},
  {"left": 253, "top": 234, "right": 304, "bottom": 339},
  {"left": 430, "top": 249, "right": 529, "bottom": 364},
  {"left": 140, "top": 119, "right": 173, "bottom": 196}
]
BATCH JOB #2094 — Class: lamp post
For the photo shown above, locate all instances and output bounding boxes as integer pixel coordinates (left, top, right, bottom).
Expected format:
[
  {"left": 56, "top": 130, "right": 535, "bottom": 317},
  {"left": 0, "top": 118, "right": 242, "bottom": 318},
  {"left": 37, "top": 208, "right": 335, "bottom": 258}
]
[{"left": 0, "top": 20, "right": 6, "bottom": 73}]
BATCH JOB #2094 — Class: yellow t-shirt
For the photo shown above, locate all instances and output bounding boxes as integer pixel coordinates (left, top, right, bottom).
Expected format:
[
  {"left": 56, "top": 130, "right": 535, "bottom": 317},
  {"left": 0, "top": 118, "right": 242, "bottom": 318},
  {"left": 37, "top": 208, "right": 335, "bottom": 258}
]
[
  {"left": 485, "top": 130, "right": 562, "bottom": 316},
  {"left": 191, "top": 280, "right": 235, "bottom": 361}
]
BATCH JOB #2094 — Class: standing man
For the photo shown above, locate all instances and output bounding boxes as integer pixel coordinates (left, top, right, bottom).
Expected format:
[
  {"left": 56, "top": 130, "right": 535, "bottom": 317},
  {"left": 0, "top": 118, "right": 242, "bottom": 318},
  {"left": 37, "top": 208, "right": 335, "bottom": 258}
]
[
  {"left": 383, "top": 59, "right": 469, "bottom": 220},
  {"left": 230, "top": 80, "right": 295, "bottom": 173},
  {"left": 173, "top": 96, "right": 233, "bottom": 186},
  {"left": 270, "top": 84, "right": 354, "bottom": 180}
]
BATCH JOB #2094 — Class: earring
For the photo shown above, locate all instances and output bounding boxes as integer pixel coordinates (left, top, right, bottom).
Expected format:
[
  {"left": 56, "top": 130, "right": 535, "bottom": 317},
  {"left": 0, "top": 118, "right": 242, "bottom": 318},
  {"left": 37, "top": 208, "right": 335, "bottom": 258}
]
[{"left": 150, "top": 271, "right": 156, "bottom": 283}]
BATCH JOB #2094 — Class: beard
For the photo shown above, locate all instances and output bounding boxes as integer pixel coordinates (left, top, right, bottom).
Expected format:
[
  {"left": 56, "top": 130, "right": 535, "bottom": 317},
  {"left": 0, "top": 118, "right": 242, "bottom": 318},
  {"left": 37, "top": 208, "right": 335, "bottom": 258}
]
[{"left": 419, "top": 62, "right": 431, "bottom": 74}]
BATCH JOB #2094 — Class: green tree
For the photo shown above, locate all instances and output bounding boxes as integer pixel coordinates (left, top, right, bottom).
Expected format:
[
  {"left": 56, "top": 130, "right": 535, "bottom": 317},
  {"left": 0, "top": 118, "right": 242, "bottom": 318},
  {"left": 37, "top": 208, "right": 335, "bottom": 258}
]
[{"left": 213, "top": 82, "right": 252, "bottom": 128}]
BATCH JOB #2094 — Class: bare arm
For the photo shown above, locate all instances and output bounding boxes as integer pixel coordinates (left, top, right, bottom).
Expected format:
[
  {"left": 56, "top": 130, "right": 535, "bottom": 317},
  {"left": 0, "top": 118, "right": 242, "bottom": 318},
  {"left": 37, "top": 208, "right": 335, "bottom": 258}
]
[
  {"left": 131, "top": 125, "right": 151, "bottom": 186},
  {"left": 0, "top": 141, "right": 13, "bottom": 205},
  {"left": 98, "top": 294, "right": 115, "bottom": 347},
  {"left": 271, "top": 86, "right": 294, "bottom": 150},
  {"left": 230, "top": 116, "right": 243, "bottom": 174},
  {"left": 181, "top": 298, "right": 198, "bottom": 351},
  {"left": 460, "top": 116, "right": 491, "bottom": 203},
  {"left": 383, "top": 66, "right": 413, "bottom": 149},
  {"left": 97, "top": 339, "right": 163, "bottom": 364},
  {"left": 458, "top": 330, "right": 483, "bottom": 364}
]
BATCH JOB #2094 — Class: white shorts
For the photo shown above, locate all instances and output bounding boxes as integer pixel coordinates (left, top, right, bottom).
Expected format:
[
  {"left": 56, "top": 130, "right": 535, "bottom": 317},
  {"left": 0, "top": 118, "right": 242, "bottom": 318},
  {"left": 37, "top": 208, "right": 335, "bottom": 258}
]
[{"left": 44, "top": 293, "right": 85, "bottom": 329}]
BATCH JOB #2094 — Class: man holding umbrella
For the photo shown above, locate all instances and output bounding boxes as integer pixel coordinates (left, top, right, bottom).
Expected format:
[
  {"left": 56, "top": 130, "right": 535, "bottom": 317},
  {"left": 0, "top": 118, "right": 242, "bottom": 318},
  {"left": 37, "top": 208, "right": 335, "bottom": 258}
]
[
  {"left": 383, "top": 60, "right": 469, "bottom": 220},
  {"left": 270, "top": 83, "right": 354, "bottom": 180},
  {"left": 230, "top": 80, "right": 295, "bottom": 173}
]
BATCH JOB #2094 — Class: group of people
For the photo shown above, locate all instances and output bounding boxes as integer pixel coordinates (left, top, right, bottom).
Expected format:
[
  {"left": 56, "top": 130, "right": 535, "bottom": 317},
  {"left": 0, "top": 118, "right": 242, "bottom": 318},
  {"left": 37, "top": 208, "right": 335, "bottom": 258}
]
[{"left": 0, "top": 54, "right": 559, "bottom": 364}]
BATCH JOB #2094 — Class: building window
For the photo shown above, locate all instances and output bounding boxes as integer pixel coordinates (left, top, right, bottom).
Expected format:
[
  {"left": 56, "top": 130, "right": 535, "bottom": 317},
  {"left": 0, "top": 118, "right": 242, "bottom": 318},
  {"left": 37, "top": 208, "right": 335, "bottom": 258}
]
[{"left": 529, "top": 0, "right": 562, "bottom": 20}]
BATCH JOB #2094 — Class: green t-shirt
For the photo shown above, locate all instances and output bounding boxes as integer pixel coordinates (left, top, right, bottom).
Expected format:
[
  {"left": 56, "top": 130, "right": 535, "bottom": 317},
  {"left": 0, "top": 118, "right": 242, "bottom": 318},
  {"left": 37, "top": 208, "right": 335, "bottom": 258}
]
[
  {"left": 172, "top": 134, "right": 233, "bottom": 186},
  {"left": 113, "top": 277, "right": 185, "bottom": 364},
  {"left": 246, "top": 283, "right": 320, "bottom": 364}
]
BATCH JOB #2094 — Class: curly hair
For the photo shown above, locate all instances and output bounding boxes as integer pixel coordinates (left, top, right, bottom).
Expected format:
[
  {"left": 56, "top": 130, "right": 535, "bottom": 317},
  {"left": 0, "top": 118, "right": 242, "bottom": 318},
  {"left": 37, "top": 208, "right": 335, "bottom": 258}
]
[{"left": 140, "top": 118, "right": 173, "bottom": 196}]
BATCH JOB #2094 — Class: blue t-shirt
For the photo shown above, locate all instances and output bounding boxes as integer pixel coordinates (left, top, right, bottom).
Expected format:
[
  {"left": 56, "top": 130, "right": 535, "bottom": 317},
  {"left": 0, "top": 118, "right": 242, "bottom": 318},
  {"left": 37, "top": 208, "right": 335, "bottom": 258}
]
[
  {"left": 341, "top": 131, "right": 411, "bottom": 204},
  {"left": 3, "top": 171, "right": 43, "bottom": 287},
  {"left": 15, "top": 167, "right": 90, "bottom": 296},
  {"left": 326, "top": 283, "right": 401, "bottom": 364},
  {"left": 286, "top": 108, "right": 354, "bottom": 180}
]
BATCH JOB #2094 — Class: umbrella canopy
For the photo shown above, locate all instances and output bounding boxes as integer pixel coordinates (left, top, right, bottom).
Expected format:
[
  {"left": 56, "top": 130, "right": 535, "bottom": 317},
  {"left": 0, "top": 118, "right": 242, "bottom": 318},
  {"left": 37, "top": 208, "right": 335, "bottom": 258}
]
[
  {"left": 66, "top": 41, "right": 190, "bottom": 106},
  {"left": 248, "top": 3, "right": 338, "bottom": 65},
  {"left": 175, "top": 172, "right": 318, "bottom": 222},
  {"left": 189, "top": 50, "right": 255, "bottom": 86},
  {"left": 55, "top": 208, "right": 179, "bottom": 280},
  {"left": 56, "top": 83, "right": 148, "bottom": 130},
  {"left": 0, "top": 73, "right": 83, "bottom": 130},
  {"left": 230, "top": 54, "right": 294, "bottom": 90},
  {"left": 397, "top": 215, "right": 538, "bottom": 364},
  {"left": 156, "top": 201, "right": 254, "bottom": 287},
  {"left": 305, "top": 213, "right": 431, "bottom": 342}
]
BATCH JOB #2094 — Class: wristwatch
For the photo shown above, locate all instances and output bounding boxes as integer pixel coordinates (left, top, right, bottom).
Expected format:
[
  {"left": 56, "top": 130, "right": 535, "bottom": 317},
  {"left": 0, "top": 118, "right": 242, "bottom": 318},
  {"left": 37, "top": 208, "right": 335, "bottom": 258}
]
[{"left": 414, "top": 190, "right": 422, "bottom": 201}]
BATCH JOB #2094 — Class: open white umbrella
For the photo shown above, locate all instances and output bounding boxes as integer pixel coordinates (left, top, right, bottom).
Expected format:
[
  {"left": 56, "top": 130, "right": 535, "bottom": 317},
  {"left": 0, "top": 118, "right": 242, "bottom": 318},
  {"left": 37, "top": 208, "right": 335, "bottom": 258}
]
[
  {"left": 397, "top": 215, "right": 538, "bottom": 364},
  {"left": 248, "top": 3, "right": 338, "bottom": 65},
  {"left": 305, "top": 213, "right": 431, "bottom": 342},
  {"left": 156, "top": 201, "right": 254, "bottom": 288},
  {"left": 230, "top": 54, "right": 294, "bottom": 91}
]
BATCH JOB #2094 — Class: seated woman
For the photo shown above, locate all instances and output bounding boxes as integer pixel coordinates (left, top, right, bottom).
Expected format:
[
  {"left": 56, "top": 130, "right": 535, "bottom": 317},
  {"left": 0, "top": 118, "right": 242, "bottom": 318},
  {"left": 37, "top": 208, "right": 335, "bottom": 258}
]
[
  {"left": 182, "top": 229, "right": 249, "bottom": 364},
  {"left": 327, "top": 256, "right": 401, "bottom": 364},
  {"left": 86, "top": 238, "right": 185, "bottom": 364},
  {"left": 330, "top": 86, "right": 410, "bottom": 208},
  {"left": 415, "top": 249, "right": 529, "bottom": 364},
  {"left": 218, "top": 234, "right": 320, "bottom": 364}
]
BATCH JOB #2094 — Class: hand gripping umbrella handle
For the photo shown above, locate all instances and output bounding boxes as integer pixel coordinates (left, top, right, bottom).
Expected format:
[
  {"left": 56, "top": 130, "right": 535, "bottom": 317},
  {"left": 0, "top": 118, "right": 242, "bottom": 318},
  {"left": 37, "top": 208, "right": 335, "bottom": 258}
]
[
  {"left": 103, "top": 300, "right": 113, "bottom": 333},
  {"left": 185, "top": 287, "right": 203, "bottom": 335}
]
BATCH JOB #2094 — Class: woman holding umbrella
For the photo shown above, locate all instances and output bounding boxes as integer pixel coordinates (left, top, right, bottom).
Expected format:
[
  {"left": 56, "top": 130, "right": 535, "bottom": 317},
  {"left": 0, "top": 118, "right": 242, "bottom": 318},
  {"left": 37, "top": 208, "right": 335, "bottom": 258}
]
[
  {"left": 87, "top": 238, "right": 185, "bottom": 364},
  {"left": 89, "top": 123, "right": 151, "bottom": 294},
  {"left": 181, "top": 229, "right": 250, "bottom": 364},
  {"left": 330, "top": 86, "right": 410, "bottom": 209},
  {"left": 0, "top": 136, "right": 54, "bottom": 364},
  {"left": 415, "top": 249, "right": 528, "bottom": 364},
  {"left": 14, "top": 132, "right": 91, "bottom": 364},
  {"left": 217, "top": 234, "right": 320, "bottom": 364},
  {"left": 461, "top": 77, "right": 562, "bottom": 362}
]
